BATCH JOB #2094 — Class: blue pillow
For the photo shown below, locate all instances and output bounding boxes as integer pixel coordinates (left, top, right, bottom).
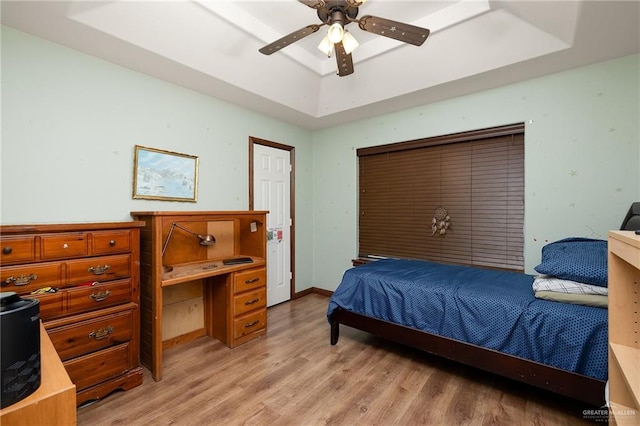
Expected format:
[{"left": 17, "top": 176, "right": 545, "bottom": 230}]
[{"left": 534, "top": 238, "right": 608, "bottom": 287}]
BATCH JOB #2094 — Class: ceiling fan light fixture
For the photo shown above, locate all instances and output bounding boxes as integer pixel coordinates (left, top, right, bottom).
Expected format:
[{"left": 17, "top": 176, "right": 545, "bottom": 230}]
[
  {"left": 317, "top": 34, "right": 333, "bottom": 57},
  {"left": 342, "top": 30, "right": 359, "bottom": 54},
  {"left": 327, "top": 22, "right": 344, "bottom": 44},
  {"left": 260, "top": 1, "right": 431, "bottom": 77}
]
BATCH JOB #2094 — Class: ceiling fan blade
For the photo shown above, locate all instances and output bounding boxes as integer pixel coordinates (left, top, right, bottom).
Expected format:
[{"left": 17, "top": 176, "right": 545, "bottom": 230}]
[
  {"left": 298, "top": 0, "right": 325, "bottom": 9},
  {"left": 334, "top": 41, "right": 354, "bottom": 77},
  {"left": 259, "top": 24, "right": 322, "bottom": 55},
  {"left": 358, "top": 15, "right": 430, "bottom": 46}
]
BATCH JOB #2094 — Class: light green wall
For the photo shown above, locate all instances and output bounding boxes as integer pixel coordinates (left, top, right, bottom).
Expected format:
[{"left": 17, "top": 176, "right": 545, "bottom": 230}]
[
  {"left": 0, "top": 26, "right": 315, "bottom": 290},
  {"left": 2, "top": 27, "right": 639, "bottom": 293},
  {"left": 311, "top": 54, "right": 640, "bottom": 289}
]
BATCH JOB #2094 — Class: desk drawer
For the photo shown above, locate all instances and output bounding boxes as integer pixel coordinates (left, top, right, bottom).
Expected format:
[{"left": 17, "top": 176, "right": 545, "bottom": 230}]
[
  {"left": 233, "top": 288, "right": 266, "bottom": 316},
  {"left": 67, "top": 254, "right": 131, "bottom": 284},
  {"left": 233, "top": 267, "right": 266, "bottom": 293},
  {"left": 64, "top": 342, "right": 132, "bottom": 391},
  {"left": 49, "top": 309, "right": 133, "bottom": 360},
  {"left": 0, "top": 262, "right": 62, "bottom": 294},
  {"left": 92, "top": 230, "right": 132, "bottom": 255},
  {"left": 0, "top": 236, "right": 36, "bottom": 265},
  {"left": 233, "top": 310, "right": 266, "bottom": 339}
]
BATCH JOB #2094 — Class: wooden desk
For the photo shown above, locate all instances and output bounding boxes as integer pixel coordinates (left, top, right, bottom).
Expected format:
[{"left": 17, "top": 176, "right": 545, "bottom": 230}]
[
  {"left": 0, "top": 324, "right": 76, "bottom": 426},
  {"left": 132, "top": 211, "right": 268, "bottom": 381}
]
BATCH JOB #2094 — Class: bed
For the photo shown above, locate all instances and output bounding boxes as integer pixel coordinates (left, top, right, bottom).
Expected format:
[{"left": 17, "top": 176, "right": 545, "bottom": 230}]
[{"left": 327, "top": 239, "right": 609, "bottom": 407}]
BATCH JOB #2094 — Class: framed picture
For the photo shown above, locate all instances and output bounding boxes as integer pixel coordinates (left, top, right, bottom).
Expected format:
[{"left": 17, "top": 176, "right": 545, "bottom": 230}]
[{"left": 133, "top": 145, "right": 199, "bottom": 202}]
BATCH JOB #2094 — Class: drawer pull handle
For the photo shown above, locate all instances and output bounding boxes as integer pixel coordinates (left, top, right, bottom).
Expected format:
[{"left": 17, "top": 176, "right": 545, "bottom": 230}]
[
  {"left": 109, "top": 240, "right": 116, "bottom": 247},
  {"left": 4, "top": 274, "right": 38, "bottom": 286},
  {"left": 2, "top": 247, "right": 12, "bottom": 255},
  {"left": 89, "top": 290, "right": 111, "bottom": 302},
  {"left": 244, "top": 278, "right": 260, "bottom": 284},
  {"left": 89, "top": 326, "right": 113, "bottom": 340},
  {"left": 244, "top": 298, "right": 260, "bottom": 305},
  {"left": 88, "top": 264, "right": 110, "bottom": 275},
  {"left": 244, "top": 320, "right": 260, "bottom": 328}
]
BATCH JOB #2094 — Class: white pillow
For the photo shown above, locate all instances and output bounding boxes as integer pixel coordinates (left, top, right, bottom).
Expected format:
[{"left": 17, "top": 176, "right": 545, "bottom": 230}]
[{"left": 532, "top": 275, "right": 608, "bottom": 295}]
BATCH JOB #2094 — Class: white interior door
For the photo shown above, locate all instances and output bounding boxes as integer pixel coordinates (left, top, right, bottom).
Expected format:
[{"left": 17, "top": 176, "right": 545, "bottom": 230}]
[{"left": 253, "top": 144, "right": 291, "bottom": 306}]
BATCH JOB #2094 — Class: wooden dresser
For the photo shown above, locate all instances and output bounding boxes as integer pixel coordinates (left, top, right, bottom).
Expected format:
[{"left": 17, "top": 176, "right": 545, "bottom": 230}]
[
  {"left": 0, "top": 222, "right": 144, "bottom": 406},
  {"left": 131, "top": 211, "right": 267, "bottom": 381}
]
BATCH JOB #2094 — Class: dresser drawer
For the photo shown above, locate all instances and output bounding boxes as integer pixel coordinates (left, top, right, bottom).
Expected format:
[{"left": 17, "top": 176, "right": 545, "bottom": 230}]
[
  {"left": 92, "top": 230, "right": 132, "bottom": 255},
  {"left": 233, "top": 288, "right": 266, "bottom": 316},
  {"left": 48, "top": 309, "right": 134, "bottom": 360},
  {"left": 233, "top": 309, "right": 266, "bottom": 339},
  {"left": 233, "top": 267, "right": 266, "bottom": 293},
  {"left": 67, "top": 254, "right": 131, "bottom": 284},
  {"left": 32, "top": 280, "right": 133, "bottom": 321},
  {"left": 66, "top": 279, "right": 132, "bottom": 316},
  {"left": 64, "top": 342, "right": 132, "bottom": 391},
  {"left": 0, "top": 262, "right": 62, "bottom": 294},
  {"left": 41, "top": 232, "right": 89, "bottom": 260},
  {"left": 0, "top": 236, "right": 36, "bottom": 265},
  {"left": 31, "top": 291, "right": 65, "bottom": 320}
]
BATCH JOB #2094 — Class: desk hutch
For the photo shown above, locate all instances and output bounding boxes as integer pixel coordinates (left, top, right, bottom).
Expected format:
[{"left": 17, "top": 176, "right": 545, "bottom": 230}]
[{"left": 131, "top": 211, "right": 268, "bottom": 381}]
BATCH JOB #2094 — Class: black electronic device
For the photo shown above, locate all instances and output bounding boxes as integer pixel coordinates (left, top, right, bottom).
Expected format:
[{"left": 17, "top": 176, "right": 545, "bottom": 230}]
[
  {"left": 222, "top": 257, "right": 254, "bottom": 265},
  {"left": 620, "top": 202, "right": 640, "bottom": 231},
  {"left": 0, "top": 292, "right": 41, "bottom": 408}
]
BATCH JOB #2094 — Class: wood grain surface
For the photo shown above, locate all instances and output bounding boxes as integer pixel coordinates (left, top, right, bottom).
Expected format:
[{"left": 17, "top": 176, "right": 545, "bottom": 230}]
[{"left": 78, "top": 294, "right": 598, "bottom": 425}]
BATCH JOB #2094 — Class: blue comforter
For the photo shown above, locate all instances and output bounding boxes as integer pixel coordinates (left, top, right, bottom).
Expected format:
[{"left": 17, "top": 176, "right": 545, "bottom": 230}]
[{"left": 327, "top": 259, "right": 608, "bottom": 381}]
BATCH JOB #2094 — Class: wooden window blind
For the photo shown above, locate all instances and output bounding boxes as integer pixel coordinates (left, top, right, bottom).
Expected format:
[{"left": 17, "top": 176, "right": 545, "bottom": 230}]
[{"left": 358, "top": 123, "right": 525, "bottom": 271}]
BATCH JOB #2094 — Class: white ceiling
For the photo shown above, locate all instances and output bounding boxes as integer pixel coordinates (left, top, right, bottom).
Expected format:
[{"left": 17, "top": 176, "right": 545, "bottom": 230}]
[{"left": 2, "top": 0, "right": 639, "bottom": 130}]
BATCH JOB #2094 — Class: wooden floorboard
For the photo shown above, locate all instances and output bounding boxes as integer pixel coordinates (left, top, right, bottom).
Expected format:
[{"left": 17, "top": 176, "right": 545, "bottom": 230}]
[{"left": 77, "top": 294, "right": 602, "bottom": 425}]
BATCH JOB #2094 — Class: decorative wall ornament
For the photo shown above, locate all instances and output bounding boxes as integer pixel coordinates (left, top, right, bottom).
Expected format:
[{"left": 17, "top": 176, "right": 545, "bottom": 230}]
[
  {"left": 431, "top": 206, "right": 451, "bottom": 236},
  {"left": 133, "top": 145, "right": 199, "bottom": 202}
]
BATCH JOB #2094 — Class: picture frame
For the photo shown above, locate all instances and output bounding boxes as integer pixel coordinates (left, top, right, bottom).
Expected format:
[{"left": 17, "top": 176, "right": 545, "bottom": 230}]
[{"left": 133, "top": 145, "right": 199, "bottom": 202}]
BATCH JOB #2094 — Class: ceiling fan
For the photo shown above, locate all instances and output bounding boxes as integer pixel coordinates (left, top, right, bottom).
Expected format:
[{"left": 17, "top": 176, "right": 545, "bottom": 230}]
[{"left": 259, "top": 0, "right": 430, "bottom": 77}]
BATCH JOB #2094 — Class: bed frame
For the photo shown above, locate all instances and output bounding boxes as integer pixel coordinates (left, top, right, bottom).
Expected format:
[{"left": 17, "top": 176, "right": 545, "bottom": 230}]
[{"left": 330, "top": 307, "right": 606, "bottom": 407}]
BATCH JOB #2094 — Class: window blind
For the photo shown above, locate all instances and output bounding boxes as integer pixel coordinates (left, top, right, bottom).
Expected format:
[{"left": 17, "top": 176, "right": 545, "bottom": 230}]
[{"left": 358, "top": 124, "right": 525, "bottom": 271}]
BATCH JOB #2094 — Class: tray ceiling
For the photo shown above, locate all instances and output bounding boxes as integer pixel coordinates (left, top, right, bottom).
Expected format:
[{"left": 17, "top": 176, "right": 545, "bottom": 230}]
[{"left": 2, "top": 1, "right": 639, "bottom": 129}]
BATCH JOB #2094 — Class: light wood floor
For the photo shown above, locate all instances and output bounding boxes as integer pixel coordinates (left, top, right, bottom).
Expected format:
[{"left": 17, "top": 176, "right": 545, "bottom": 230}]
[{"left": 78, "top": 294, "right": 600, "bottom": 426}]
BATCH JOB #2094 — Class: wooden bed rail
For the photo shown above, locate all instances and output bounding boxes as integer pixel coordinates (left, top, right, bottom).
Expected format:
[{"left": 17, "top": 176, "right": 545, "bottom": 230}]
[{"left": 330, "top": 308, "right": 606, "bottom": 407}]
